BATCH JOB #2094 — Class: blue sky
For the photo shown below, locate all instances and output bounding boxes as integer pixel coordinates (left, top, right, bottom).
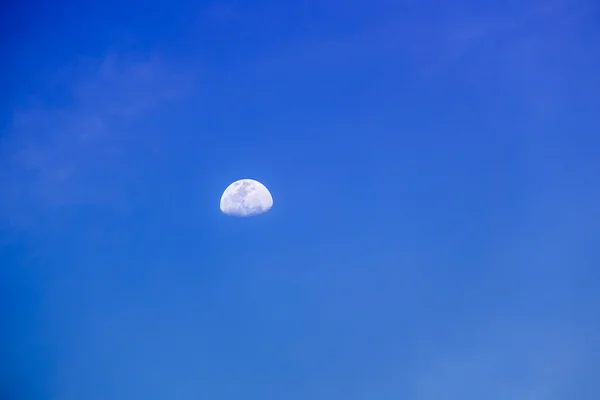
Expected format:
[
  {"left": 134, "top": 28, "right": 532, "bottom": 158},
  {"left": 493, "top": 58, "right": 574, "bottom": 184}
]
[{"left": 1, "top": 0, "right": 599, "bottom": 399}]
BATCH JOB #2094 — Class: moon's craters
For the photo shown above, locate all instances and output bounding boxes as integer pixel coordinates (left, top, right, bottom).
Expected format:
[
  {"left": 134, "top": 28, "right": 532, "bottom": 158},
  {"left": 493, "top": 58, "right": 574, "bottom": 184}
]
[{"left": 220, "top": 179, "right": 273, "bottom": 217}]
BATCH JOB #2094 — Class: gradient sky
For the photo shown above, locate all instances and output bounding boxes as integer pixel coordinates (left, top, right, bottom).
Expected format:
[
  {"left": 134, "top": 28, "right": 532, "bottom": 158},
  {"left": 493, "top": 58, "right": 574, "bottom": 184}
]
[{"left": 2, "top": 0, "right": 600, "bottom": 399}]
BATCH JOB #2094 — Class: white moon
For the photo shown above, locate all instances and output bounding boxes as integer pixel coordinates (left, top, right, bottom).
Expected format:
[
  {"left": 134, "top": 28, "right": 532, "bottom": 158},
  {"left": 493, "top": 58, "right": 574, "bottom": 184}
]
[{"left": 220, "top": 179, "right": 273, "bottom": 217}]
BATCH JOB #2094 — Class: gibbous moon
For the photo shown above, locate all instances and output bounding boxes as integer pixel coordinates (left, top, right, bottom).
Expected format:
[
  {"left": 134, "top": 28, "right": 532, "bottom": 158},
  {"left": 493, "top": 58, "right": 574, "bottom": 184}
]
[{"left": 220, "top": 179, "right": 273, "bottom": 217}]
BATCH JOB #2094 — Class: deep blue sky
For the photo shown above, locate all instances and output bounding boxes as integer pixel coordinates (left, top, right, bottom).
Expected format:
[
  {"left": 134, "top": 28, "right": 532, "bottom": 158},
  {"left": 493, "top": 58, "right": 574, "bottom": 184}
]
[{"left": 2, "top": 0, "right": 600, "bottom": 399}]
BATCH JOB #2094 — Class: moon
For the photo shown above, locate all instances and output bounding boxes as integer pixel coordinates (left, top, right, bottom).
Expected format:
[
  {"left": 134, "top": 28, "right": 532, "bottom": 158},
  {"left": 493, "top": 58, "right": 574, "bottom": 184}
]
[{"left": 220, "top": 179, "right": 273, "bottom": 217}]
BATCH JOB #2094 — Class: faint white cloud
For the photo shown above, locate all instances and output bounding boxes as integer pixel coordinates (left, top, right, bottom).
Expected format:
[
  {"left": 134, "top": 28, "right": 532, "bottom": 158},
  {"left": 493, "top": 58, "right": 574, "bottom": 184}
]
[
  {"left": 411, "top": 320, "right": 585, "bottom": 400},
  {"left": 0, "top": 51, "right": 194, "bottom": 230}
]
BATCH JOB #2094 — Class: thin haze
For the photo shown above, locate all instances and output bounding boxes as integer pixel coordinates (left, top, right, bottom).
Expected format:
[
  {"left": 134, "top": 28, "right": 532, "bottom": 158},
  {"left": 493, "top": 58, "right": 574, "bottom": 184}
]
[{"left": 1, "top": 0, "right": 599, "bottom": 399}]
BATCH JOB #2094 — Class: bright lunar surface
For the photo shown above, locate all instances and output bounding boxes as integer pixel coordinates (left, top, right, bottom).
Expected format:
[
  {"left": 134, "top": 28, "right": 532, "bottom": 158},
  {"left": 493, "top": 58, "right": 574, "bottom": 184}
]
[{"left": 220, "top": 179, "right": 274, "bottom": 217}]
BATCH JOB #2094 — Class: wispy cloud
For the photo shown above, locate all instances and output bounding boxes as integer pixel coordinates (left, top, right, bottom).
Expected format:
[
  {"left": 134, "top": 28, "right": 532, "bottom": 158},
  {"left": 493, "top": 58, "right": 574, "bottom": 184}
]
[
  {"left": 411, "top": 319, "right": 583, "bottom": 400},
  {"left": 0, "top": 52, "right": 194, "bottom": 230}
]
